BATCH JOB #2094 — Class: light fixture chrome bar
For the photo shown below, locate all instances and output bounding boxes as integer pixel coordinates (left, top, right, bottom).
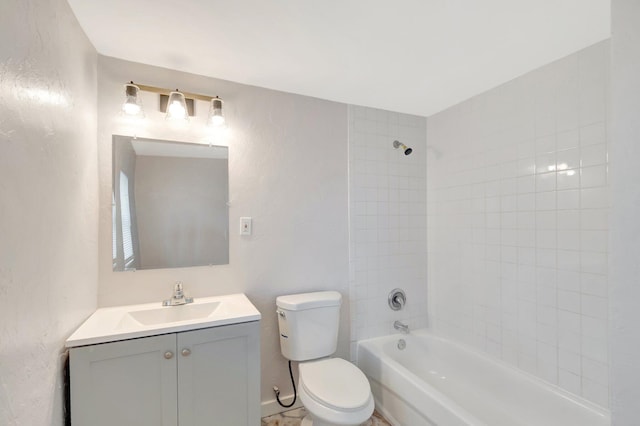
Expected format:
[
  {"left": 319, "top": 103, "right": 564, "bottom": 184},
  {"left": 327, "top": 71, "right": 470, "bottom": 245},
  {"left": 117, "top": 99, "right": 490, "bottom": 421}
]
[{"left": 135, "top": 83, "right": 218, "bottom": 102}]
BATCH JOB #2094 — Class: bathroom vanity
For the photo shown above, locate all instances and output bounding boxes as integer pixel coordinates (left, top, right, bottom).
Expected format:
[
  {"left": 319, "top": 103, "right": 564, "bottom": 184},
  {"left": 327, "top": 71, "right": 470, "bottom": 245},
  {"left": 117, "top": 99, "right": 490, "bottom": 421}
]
[{"left": 66, "top": 293, "right": 260, "bottom": 426}]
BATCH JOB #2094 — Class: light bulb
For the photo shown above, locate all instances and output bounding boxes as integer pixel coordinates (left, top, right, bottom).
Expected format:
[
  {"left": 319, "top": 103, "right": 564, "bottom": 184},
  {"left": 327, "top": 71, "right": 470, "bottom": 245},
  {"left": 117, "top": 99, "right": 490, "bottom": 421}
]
[
  {"left": 122, "top": 100, "right": 141, "bottom": 115},
  {"left": 209, "top": 114, "right": 225, "bottom": 126},
  {"left": 165, "top": 91, "right": 189, "bottom": 121},
  {"left": 208, "top": 97, "right": 225, "bottom": 127},
  {"left": 121, "top": 83, "right": 144, "bottom": 117},
  {"left": 168, "top": 101, "right": 185, "bottom": 117}
]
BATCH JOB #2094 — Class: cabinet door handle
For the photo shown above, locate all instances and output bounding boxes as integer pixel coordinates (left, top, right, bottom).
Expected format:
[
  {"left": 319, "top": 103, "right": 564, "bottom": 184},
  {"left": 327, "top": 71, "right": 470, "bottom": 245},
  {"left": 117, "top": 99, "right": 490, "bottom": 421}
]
[
  {"left": 164, "top": 351, "right": 174, "bottom": 360},
  {"left": 181, "top": 348, "right": 191, "bottom": 357}
]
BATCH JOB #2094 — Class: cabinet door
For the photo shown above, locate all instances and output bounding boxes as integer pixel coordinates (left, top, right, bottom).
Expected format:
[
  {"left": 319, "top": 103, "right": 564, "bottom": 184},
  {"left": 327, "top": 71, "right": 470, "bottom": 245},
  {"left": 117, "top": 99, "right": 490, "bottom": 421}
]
[
  {"left": 177, "top": 321, "right": 260, "bottom": 426},
  {"left": 70, "top": 334, "right": 178, "bottom": 426}
]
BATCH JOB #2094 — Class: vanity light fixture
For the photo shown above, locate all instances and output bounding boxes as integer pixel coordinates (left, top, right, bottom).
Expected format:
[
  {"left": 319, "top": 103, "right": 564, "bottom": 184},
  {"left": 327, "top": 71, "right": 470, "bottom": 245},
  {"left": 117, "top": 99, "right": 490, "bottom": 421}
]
[
  {"left": 122, "top": 82, "right": 144, "bottom": 117},
  {"left": 208, "top": 96, "right": 225, "bottom": 127},
  {"left": 121, "top": 81, "right": 226, "bottom": 125},
  {"left": 165, "top": 90, "right": 189, "bottom": 121}
]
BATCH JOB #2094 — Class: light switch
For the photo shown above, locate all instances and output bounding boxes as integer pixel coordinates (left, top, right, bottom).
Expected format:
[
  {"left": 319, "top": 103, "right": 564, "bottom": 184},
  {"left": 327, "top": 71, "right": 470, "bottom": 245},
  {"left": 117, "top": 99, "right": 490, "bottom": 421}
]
[{"left": 240, "top": 217, "right": 252, "bottom": 236}]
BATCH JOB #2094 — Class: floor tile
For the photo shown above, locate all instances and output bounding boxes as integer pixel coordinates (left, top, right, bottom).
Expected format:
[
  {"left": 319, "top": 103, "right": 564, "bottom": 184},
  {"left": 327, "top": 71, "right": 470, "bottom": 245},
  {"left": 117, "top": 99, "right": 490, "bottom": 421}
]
[{"left": 261, "top": 407, "right": 391, "bottom": 426}]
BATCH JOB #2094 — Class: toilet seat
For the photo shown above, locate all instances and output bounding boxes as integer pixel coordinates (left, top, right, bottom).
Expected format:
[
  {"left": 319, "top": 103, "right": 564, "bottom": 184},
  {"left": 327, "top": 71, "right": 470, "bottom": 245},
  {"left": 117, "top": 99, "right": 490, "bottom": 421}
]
[{"left": 298, "top": 358, "right": 374, "bottom": 425}]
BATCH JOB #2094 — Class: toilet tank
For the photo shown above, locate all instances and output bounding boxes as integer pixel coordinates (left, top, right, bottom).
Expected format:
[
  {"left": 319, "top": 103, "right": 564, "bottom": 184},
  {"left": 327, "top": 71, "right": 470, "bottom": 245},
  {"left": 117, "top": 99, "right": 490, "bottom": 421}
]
[{"left": 276, "top": 291, "right": 341, "bottom": 361}]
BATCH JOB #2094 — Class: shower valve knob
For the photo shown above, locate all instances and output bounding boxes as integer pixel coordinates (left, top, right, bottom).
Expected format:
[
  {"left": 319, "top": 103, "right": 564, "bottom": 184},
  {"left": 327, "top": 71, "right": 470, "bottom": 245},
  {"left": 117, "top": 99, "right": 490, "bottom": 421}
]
[{"left": 388, "top": 288, "right": 406, "bottom": 311}]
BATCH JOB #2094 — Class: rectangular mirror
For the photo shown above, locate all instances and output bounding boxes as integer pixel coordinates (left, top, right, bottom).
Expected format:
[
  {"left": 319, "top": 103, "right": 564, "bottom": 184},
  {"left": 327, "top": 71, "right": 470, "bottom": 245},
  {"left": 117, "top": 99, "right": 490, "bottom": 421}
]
[{"left": 112, "top": 135, "right": 229, "bottom": 271}]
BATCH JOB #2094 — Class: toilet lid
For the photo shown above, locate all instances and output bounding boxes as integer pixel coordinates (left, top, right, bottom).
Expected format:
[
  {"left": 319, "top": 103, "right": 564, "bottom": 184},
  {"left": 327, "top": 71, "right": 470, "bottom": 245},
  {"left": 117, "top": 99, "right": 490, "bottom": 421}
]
[{"left": 299, "top": 358, "right": 371, "bottom": 411}]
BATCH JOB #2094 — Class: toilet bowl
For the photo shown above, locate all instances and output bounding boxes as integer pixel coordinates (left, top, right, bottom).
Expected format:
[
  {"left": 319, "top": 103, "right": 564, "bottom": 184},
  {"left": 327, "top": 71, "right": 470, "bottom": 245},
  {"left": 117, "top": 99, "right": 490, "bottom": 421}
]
[
  {"left": 298, "top": 358, "right": 374, "bottom": 426},
  {"left": 275, "top": 291, "right": 374, "bottom": 426}
]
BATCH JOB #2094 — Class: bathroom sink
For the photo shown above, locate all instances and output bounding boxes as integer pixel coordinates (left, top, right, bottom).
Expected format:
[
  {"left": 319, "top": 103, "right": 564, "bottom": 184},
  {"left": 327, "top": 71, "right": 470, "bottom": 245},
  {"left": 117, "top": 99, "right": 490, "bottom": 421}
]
[
  {"left": 124, "top": 301, "right": 221, "bottom": 326},
  {"left": 65, "top": 293, "right": 261, "bottom": 347}
]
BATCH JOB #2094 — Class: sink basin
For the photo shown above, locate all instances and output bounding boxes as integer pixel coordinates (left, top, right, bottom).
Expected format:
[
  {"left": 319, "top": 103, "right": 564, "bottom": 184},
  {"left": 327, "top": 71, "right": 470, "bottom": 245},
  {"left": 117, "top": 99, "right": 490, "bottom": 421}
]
[
  {"left": 66, "top": 293, "right": 261, "bottom": 347},
  {"left": 124, "top": 301, "right": 221, "bottom": 326}
]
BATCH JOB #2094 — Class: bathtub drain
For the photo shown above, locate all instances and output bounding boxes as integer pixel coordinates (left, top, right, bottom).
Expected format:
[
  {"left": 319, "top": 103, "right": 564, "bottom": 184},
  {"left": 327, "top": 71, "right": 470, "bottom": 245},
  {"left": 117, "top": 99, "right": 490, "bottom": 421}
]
[{"left": 397, "top": 339, "right": 406, "bottom": 350}]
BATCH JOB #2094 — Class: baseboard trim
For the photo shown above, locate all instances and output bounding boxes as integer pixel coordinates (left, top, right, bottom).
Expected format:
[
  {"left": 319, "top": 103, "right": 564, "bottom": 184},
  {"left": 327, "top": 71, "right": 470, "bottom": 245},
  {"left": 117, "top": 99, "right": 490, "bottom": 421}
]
[{"left": 261, "top": 394, "right": 304, "bottom": 417}]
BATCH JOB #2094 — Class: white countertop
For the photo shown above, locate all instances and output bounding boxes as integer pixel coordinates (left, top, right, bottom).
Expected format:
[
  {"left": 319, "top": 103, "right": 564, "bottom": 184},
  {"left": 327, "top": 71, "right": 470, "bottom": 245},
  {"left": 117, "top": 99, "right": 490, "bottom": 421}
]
[{"left": 66, "top": 293, "right": 261, "bottom": 348}]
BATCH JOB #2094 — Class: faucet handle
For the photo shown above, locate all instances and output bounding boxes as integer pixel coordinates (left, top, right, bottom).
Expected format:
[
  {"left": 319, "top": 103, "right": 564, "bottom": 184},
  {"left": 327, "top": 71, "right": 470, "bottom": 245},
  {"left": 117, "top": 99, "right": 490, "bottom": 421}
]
[
  {"left": 388, "top": 288, "right": 406, "bottom": 311},
  {"left": 174, "top": 281, "right": 184, "bottom": 297},
  {"left": 163, "top": 281, "right": 193, "bottom": 306}
]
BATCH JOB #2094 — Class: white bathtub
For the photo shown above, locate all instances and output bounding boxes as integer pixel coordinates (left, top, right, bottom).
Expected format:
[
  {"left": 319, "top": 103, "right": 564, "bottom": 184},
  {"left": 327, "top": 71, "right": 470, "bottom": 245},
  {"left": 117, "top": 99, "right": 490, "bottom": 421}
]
[{"left": 357, "top": 330, "right": 610, "bottom": 426}]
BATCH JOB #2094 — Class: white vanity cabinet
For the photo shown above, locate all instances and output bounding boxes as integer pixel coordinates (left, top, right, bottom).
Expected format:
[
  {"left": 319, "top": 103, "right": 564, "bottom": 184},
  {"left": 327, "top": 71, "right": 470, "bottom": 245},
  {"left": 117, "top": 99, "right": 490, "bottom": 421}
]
[{"left": 69, "top": 321, "right": 260, "bottom": 426}]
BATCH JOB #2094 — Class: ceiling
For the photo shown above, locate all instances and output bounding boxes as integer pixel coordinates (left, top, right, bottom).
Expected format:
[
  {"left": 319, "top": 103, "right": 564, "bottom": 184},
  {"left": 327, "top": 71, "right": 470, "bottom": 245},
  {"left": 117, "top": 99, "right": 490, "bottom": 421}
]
[{"left": 67, "top": 0, "right": 610, "bottom": 117}]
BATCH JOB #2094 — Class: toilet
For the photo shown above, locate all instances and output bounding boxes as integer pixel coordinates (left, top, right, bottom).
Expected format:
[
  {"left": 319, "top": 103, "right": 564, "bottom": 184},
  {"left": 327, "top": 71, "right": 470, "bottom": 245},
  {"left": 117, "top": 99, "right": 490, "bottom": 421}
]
[{"left": 276, "top": 291, "right": 374, "bottom": 426}]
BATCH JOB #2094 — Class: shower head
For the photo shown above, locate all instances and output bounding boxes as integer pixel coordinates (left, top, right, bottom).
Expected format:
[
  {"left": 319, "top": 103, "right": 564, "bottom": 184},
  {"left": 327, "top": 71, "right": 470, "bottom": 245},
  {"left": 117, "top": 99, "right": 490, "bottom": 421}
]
[{"left": 393, "top": 140, "right": 413, "bottom": 155}]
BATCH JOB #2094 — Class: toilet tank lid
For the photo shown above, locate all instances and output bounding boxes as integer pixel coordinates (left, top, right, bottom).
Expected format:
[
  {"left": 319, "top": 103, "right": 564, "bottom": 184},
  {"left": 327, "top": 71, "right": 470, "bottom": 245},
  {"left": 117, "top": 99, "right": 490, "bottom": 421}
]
[{"left": 276, "top": 291, "right": 342, "bottom": 310}]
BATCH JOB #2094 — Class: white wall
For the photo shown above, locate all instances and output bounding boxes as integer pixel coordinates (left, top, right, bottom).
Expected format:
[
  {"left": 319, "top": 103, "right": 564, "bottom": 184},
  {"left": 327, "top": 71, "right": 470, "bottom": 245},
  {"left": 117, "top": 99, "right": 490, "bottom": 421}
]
[
  {"left": 610, "top": 0, "right": 640, "bottom": 423},
  {"left": 97, "top": 56, "right": 349, "bottom": 412},
  {"left": 427, "top": 41, "right": 610, "bottom": 407},
  {"left": 0, "top": 0, "right": 98, "bottom": 424},
  {"left": 348, "top": 105, "right": 428, "bottom": 357}
]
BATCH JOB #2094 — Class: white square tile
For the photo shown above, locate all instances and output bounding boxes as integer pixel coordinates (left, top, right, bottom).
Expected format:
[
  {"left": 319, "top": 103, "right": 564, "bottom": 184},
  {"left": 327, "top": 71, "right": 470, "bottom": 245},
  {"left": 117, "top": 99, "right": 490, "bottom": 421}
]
[
  {"left": 579, "top": 122, "right": 606, "bottom": 147},
  {"left": 580, "top": 165, "right": 607, "bottom": 188},
  {"left": 559, "top": 369, "right": 582, "bottom": 395},
  {"left": 580, "top": 273, "right": 607, "bottom": 297},
  {"left": 557, "top": 169, "right": 580, "bottom": 190},
  {"left": 578, "top": 87, "right": 606, "bottom": 126},
  {"left": 517, "top": 212, "right": 536, "bottom": 229},
  {"left": 536, "top": 172, "right": 556, "bottom": 193},
  {"left": 581, "top": 335, "right": 608, "bottom": 363},
  {"left": 536, "top": 152, "right": 556, "bottom": 174},
  {"left": 536, "top": 192, "right": 556, "bottom": 210},
  {"left": 581, "top": 379, "right": 609, "bottom": 408},
  {"left": 557, "top": 190, "right": 580, "bottom": 210},
  {"left": 560, "top": 348, "right": 582, "bottom": 375},
  {"left": 557, "top": 250, "right": 581, "bottom": 271},
  {"left": 557, "top": 210, "right": 580, "bottom": 230},
  {"left": 580, "top": 252, "right": 608, "bottom": 275},
  {"left": 558, "top": 290, "right": 581, "bottom": 313},
  {"left": 558, "top": 310, "right": 581, "bottom": 333},
  {"left": 536, "top": 249, "right": 557, "bottom": 268},
  {"left": 581, "top": 144, "right": 607, "bottom": 167},
  {"left": 580, "top": 230, "right": 608, "bottom": 253},
  {"left": 559, "top": 329, "right": 581, "bottom": 353},
  {"left": 536, "top": 211, "right": 557, "bottom": 229},
  {"left": 557, "top": 130, "right": 579, "bottom": 151},
  {"left": 557, "top": 148, "right": 580, "bottom": 170},
  {"left": 580, "top": 209, "right": 608, "bottom": 230},
  {"left": 557, "top": 270, "right": 581, "bottom": 292},
  {"left": 536, "top": 230, "right": 556, "bottom": 249},
  {"left": 558, "top": 230, "right": 580, "bottom": 250},
  {"left": 581, "top": 294, "right": 607, "bottom": 319},
  {"left": 581, "top": 316, "right": 607, "bottom": 340},
  {"left": 536, "top": 135, "right": 556, "bottom": 153}
]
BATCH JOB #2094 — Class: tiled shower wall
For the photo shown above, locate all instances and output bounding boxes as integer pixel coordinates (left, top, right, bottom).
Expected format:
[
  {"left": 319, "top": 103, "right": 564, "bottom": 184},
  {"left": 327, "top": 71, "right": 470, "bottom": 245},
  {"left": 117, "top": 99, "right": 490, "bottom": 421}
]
[
  {"left": 348, "top": 105, "right": 428, "bottom": 358},
  {"left": 426, "top": 41, "right": 609, "bottom": 407}
]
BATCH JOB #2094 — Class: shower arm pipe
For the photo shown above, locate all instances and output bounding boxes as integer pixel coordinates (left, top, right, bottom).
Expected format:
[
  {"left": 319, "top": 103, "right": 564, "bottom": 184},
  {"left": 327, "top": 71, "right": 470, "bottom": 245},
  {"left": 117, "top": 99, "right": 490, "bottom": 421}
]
[{"left": 393, "top": 140, "right": 413, "bottom": 155}]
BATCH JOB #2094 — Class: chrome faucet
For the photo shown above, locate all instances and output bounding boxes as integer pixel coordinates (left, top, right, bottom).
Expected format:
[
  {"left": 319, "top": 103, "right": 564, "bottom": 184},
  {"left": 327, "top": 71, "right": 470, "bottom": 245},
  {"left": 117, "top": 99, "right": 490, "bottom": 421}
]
[
  {"left": 163, "top": 281, "right": 194, "bottom": 306},
  {"left": 394, "top": 320, "right": 409, "bottom": 334}
]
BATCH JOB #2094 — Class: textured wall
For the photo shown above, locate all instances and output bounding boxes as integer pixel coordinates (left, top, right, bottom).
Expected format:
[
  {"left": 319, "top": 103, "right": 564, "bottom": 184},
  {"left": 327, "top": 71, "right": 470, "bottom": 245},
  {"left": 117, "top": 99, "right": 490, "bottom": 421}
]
[
  {"left": 427, "top": 41, "right": 610, "bottom": 407},
  {"left": 348, "top": 105, "right": 428, "bottom": 357},
  {"left": 97, "top": 56, "right": 349, "bottom": 413},
  {"left": 0, "top": 0, "right": 98, "bottom": 424},
  {"left": 610, "top": 0, "right": 640, "bottom": 422}
]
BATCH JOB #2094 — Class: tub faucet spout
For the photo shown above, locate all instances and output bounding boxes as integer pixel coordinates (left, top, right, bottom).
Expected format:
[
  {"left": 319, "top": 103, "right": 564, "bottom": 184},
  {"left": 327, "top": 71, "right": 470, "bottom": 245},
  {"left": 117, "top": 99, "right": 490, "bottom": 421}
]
[{"left": 394, "top": 320, "right": 409, "bottom": 334}]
